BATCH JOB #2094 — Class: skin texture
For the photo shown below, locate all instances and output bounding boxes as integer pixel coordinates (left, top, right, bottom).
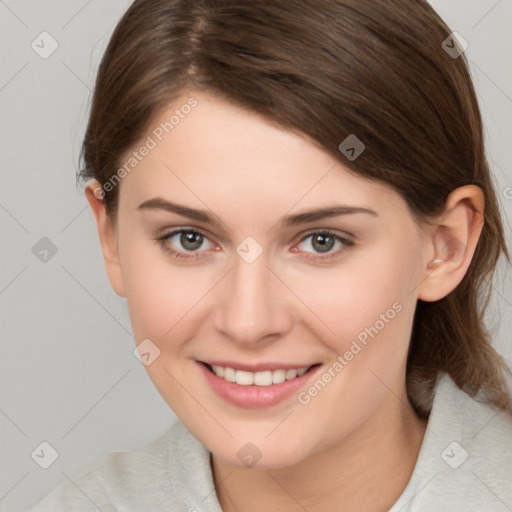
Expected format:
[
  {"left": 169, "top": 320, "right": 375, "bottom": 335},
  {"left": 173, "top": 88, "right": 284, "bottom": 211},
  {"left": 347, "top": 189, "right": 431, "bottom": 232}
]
[{"left": 86, "top": 90, "right": 485, "bottom": 511}]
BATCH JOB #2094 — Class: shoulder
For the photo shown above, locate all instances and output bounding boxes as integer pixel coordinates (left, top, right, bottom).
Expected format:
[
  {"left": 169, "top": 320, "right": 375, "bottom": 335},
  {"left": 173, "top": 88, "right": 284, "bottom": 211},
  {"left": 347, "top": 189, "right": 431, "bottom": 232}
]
[
  {"left": 391, "top": 370, "right": 512, "bottom": 511},
  {"left": 29, "top": 420, "right": 205, "bottom": 512}
]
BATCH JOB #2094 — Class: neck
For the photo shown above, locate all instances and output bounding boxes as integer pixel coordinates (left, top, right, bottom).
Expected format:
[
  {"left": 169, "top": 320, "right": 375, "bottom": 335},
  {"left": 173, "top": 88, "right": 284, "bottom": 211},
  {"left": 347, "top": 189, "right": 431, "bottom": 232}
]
[{"left": 212, "top": 391, "right": 428, "bottom": 512}]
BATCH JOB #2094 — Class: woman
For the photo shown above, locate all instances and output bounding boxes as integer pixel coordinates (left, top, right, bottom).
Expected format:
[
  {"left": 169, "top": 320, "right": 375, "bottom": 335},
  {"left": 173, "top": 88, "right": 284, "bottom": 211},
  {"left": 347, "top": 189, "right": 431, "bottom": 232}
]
[{"left": 32, "top": 0, "right": 512, "bottom": 510}]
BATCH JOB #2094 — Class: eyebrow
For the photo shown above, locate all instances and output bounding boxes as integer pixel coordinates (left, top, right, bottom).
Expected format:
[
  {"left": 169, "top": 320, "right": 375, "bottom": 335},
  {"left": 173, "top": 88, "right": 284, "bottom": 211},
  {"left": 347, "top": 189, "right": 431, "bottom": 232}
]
[
  {"left": 137, "top": 198, "right": 378, "bottom": 227},
  {"left": 138, "top": 198, "right": 222, "bottom": 226}
]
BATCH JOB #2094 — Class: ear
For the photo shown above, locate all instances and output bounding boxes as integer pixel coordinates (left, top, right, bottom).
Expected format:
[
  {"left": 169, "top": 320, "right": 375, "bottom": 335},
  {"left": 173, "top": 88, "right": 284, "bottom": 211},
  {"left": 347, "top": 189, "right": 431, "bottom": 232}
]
[
  {"left": 85, "top": 180, "right": 126, "bottom": 297},
  {"left": 417, "top": 185, "right": 485, "bottom": 302}
]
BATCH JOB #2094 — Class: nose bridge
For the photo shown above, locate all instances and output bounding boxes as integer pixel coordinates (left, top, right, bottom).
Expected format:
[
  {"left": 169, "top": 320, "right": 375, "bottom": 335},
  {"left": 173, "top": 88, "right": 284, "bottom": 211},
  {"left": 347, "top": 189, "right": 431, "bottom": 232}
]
[{"left": 213, "top": 249, "right": 289, "bottom": 344}]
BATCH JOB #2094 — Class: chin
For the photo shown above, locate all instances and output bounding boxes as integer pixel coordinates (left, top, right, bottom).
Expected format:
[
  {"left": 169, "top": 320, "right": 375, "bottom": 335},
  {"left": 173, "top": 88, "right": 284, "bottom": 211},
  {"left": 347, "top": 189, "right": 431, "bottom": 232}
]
[{"left": 209, "top": 435, "right": 313, "bottom": 470}]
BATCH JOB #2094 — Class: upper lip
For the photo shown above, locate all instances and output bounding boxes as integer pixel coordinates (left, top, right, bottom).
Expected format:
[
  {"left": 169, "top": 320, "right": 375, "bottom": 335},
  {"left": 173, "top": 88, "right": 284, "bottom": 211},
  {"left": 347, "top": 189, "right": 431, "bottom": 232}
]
[{"left": 200, "top": 360, "right": 319, "bottom": 372}]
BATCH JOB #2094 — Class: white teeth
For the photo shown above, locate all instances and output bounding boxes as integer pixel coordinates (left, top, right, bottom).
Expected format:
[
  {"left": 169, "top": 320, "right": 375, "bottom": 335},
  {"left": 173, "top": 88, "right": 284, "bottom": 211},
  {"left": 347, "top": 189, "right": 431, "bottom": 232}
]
[
  {"left": 223, "top": 367, "right": 236, "bottom": 382},
  {"left": 272, "top": 369, "right": 286, "bottom": 384},
  {"left": 253, "top": 370, "right": 272, "bottom": 386},
  {"left": 209, "top": 365, "right": 311, "bottom": 386},
  {"left": 212, "top": 365, "right": 224, "bottom": 378},
  {"left": 285, "top": 369, "right": 298, "bottom": 380},
  {"left": 236, "top": 370, "right": 254, "bottom": 385}
]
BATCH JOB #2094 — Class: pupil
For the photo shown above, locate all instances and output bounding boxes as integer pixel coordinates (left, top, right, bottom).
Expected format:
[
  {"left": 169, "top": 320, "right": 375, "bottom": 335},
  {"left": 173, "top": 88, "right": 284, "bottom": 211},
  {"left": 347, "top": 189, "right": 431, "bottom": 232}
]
[
  {"left": 181, "top": 232, "right": 203, "bottom": 251},
  {"left": 313, "top": 234, "right": 334, "bottom": 253}
]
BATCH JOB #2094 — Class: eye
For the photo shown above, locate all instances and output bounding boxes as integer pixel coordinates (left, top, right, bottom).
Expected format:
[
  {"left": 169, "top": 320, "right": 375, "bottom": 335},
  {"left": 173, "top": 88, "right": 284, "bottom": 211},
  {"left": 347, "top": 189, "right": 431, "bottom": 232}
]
[
  {"left": 157, "top": 228, "right": 216, "bottom": 260},
  {"left": 294, "top": 231, "right": 354, "bottom": 261},
  {"left": 156, "top": 228, "right": 353, "bottom": 262}
]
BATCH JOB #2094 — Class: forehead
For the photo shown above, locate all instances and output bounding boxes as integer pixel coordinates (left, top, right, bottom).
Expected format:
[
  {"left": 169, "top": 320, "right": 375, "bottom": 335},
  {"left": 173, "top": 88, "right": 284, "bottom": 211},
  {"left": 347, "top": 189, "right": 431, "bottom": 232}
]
[{"left": 116, "top": 91, "right": 404, "bottom": 220}]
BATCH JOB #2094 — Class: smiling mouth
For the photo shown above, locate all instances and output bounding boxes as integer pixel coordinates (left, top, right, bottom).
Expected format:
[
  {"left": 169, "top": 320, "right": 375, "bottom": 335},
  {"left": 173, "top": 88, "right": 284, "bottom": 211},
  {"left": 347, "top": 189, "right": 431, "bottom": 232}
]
[{"left": 202, "top": 362, "right": 321, "bottom": 386}]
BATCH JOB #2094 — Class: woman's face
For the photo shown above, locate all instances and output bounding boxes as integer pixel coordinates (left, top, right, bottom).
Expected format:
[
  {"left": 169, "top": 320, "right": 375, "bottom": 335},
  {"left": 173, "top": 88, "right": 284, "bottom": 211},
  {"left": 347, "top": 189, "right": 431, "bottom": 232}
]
[{"left": 90, "top": 90, "right": 434, "bottom": 468}]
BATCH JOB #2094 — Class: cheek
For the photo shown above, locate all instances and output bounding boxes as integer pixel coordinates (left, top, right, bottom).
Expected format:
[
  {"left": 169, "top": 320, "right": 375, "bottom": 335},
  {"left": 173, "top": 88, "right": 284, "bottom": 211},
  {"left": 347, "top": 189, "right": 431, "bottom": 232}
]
[
  {"left": 287, "top": 245, "right": 419, "bottom": 363},
  {"left": 120, "top": 240, "right": 203, "bottom": 348},
  {"left": 121, "top": 247, "right": 213, "bottom": 411}
]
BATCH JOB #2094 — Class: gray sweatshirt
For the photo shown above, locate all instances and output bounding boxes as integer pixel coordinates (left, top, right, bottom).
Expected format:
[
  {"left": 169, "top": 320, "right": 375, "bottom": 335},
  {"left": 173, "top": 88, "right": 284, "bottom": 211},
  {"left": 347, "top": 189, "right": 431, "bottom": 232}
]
[{"left": 29, "top": 371, "right": 512, "bottom": 511}]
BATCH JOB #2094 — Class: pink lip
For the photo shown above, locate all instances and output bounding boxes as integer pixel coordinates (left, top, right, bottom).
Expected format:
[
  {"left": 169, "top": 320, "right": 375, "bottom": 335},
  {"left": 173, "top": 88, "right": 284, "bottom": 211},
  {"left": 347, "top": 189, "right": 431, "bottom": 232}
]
[{"left": 197, "top": 361, "right": 322, "bottom": 408}]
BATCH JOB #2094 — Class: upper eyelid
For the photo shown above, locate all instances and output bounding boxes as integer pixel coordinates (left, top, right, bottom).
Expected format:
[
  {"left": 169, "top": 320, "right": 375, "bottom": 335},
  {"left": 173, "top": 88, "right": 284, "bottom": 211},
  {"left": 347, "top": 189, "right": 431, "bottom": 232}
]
[
  {"left": 159, "top": 226, "right": 213, "bottom": 240},
  {"left": 159, "top": 227, "right": 215, "bottom": 247},
  {"left": 296, "top": 231, "right": 354, "bottom": 253},
  {"left": 297, "top": 230, "right": 350, "bottom": 242}
]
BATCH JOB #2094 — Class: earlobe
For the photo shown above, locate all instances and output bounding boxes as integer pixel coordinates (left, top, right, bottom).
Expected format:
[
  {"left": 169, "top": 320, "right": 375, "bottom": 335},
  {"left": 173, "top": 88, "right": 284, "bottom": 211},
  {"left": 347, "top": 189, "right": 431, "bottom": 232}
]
[
  {"left": 85, "top": 180, "right": 126, "bottom": 298},
  {"left": 417, "top": 185, "right": 485, "bottom": 302}
]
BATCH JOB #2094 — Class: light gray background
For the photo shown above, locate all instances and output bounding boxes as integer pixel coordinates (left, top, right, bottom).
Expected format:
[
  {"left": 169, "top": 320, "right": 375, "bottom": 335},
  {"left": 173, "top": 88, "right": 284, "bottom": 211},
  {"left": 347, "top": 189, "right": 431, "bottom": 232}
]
[{"left": 0, "top": 1, "right": 511, "bottom": 510}]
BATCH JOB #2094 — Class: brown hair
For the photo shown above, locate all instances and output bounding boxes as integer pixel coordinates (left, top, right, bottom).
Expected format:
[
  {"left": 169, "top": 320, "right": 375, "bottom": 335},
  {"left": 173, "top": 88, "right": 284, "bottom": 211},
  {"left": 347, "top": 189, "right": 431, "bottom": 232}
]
[{"left": 79, "top": 0, "right": 512, "bottom": 415}]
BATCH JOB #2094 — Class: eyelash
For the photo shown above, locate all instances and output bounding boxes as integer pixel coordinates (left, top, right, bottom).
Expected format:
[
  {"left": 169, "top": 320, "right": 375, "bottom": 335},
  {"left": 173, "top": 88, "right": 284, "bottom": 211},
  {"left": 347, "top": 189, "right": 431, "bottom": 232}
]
[{"left": 156, "top": 228, "right": 355, "bottom": 262}]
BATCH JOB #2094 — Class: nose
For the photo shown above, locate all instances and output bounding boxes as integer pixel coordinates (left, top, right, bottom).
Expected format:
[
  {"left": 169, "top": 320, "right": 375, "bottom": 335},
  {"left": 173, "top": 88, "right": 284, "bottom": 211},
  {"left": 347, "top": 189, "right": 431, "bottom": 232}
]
[{"left": 212, "top": 251, "right": 293, "bottom": 347}]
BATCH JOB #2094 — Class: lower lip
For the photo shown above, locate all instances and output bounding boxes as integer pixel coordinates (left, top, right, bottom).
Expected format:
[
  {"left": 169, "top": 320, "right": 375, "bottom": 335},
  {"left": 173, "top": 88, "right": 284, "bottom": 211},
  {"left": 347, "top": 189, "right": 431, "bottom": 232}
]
[{"left": 197, "top": 361, "right": 322, "bottom": 408}]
